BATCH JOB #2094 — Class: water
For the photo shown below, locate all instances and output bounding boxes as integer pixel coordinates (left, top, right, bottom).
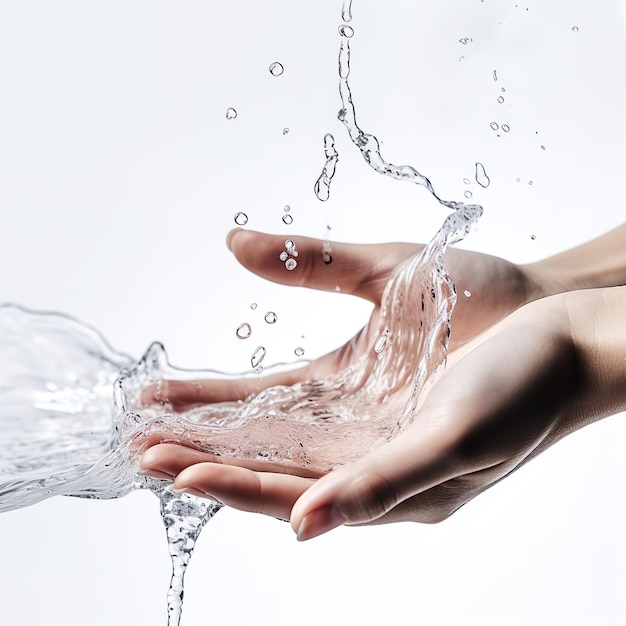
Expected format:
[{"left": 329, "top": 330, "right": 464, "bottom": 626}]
[
  {"left": 1, "top": 5, "right": 484, "bottom": 624},
  {"left": 313, "top": 133, "right": 339, "bottom": 201}
]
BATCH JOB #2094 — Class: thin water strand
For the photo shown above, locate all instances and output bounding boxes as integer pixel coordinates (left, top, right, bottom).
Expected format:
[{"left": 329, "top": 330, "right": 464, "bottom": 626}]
[{"left": 313, "top": 133, "right": 339, "bottom": 201}]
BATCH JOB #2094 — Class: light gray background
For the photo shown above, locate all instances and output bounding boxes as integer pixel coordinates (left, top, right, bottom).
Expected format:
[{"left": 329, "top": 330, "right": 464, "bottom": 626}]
[{"left": 1, "top": 1, "right": 625, "bottom": 624}]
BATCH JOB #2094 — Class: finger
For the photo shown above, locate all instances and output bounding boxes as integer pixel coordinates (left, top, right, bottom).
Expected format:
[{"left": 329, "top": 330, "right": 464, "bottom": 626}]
[
  {"left": 140, "top": 363, "right": 320, "bottom": 409},
  {"left": 228, "top": 228, "right": 419, "bottom": 302},
  {"left": 175, "top": 462, "right": 313, "bottom": 521},
  {"left": 140, "top": 443, "right": 323, "bottom": 479}
]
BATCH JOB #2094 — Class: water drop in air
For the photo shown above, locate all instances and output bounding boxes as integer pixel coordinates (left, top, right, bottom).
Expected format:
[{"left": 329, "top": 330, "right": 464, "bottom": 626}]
[
  {"left": 264, "top": 312, "right": 277, "bottom": 324},
  {"left": 284, "top": 205, "right": 291, "bottom": 212},
  {"left": 502, "top": 124, "right": 510, "bottom": 132},
  {"left": 236, "top": 323, "right": 252, "bottom": 339},
  {"left": 531, "top": 234, "right": 537, "bottom": 240},
  {"left": 234, "top": 212, "right": 248, "bottom": 225},
  {"left": 464, "top": 290, "right": 472, "bottom": 298},
  {"left": 322, "top": 251, "right": 332, "bottom": 264},
  {"left": 463, "top": 178, "right": 471, "bottom": 185},
  {"left": 339, "top": 25, "right": 354, "bottom": 38},
  {"left": 464, "top": 190, "right": 473, "bottom": 199},
  {"left": 251, "top": 346, "right": 266, "bottom": 369},
  {"left": 497, "top": 96, "right": 504, "bottom": 103},
  {"left": 341, "top": 0, "right": 353, "bottom": 22},
  {"left": 269, "top": 62, "right": 284, "bottom": 76},
  {"left": 225, "top": 107, "right": 237, "bottom": 120},
  {"left": 282, "top": 214, "right": 293, "bottom": 225},
  {"left": 572, "top": 26, "right": 579, "bottom": 32},
  {"left": 294, "top": 347, "right": 305, "bottom": 357},
  {"left": 282, "top": 127, "right": 289, "bottom": 135},
  {"left": 492, "top": 69, "right": 498, "bottom": 81},
  {"left": 279, "top": 251, "right": 289, "bottom": 261},
  {"left": 490, "top": 122, "right": 499, "bottom": 130},
  {"left": 475, "top": 162, "right": 491, "bottom": 188},
  {"left": 285, "top": 258, "right": 297, "bottom": 271},
  {"left": 250, "top": 303, "right": 257, "bottom": 310}
]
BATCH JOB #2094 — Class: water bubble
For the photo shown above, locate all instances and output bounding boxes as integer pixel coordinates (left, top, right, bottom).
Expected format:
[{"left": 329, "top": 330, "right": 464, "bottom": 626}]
[
  {"left": 236, "top": 323, "right": 252, "bottom": 339},
  {"left": 234, "top": 212, "right": 248, "bottom": 225},
  {"left": 374, "top": 334, "right": 388, "bottom": 354},
  {"left": 282, "top": 127, "right": 289, "bottom": 135},
  {"left": 322, "top": 251, "right": 333, "bottom": 264},
  {"left": 282, "top": 214, "right": 293, "bottom": 225},
  {"left": 464, "top": 290, "right": 472, "bottom": 298},
  {"left": 502, "top": 124, "right": 510, "bottom": 132},
  {"left": 269, "top": 62, "right": 284, "bottom": 76},
  {"left": 225, "top": 107, "right": 237, "bottom": 120},
  {"left": 250, "top": 303, "right": 257, "bottom": 310},
  {"left": 497, "top": 96, "right": 505, "bottom": 104},
  {"left": 251, "top": 346, "right": 266, "bottom": 369},
  {"left": 279, "top": 251, "right": 289, "bottom": 261},
  {"left": 464, "top": 190, "right": 473, "bottom": 199},
  {"left": 475, "top": 162, "right": 491, "bottom": 188},
  {"left": 490, "top": 122, "right": 499, "bottom": 131},
  {"left": 294, "top": 347, "right": 305, "bottom": 357},
  {"left": 264, "top": 311, "right": 277, "bottom": 324},
  {"left": 339, "top": 25, "right": 354, "bottom": 38},
  {"left": 285, "top": 239, "right": 296, "bottom": 253},
  {"left": 285, "top": 258, "right": 297, "bottom": 271}
]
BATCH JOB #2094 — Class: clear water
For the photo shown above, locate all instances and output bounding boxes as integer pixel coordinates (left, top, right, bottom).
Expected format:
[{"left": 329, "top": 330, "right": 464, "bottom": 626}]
[{"left": 0, "top": 5, "right": 484, "bottom": 625}]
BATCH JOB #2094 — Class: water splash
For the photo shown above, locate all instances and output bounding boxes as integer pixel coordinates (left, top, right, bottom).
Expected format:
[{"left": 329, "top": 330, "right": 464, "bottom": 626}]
[
  {"left": 313, "top": 133, "right": 339, "bottom": 201},
  {"left": 341, "top": 0, "right": 353, "bottom": 22}
]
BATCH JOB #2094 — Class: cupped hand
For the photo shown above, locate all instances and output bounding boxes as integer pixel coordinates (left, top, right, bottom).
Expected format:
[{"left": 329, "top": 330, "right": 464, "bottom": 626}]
[{"left": 143, "top": 287, "right": 625, "bottom": 539}]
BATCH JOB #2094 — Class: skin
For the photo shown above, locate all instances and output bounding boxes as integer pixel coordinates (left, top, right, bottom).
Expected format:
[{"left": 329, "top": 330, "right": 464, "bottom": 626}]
[{"left": 140, "top": 225, "right": 626, "bottom": 540}]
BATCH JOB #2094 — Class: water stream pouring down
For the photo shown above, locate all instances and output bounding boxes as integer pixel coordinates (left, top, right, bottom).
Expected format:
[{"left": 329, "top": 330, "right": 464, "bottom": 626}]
[{"left": 0, "top": 6, "right": 482, "bottom": 625}]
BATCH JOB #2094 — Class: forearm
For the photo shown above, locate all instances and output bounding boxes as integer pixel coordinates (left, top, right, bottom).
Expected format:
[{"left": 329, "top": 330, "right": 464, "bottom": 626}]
[
  {"left": 523, "top": 224, "right": 626, "bottom": 294},
  {"left": 564, "top": 285, "right": 626, "bottom": 427}
]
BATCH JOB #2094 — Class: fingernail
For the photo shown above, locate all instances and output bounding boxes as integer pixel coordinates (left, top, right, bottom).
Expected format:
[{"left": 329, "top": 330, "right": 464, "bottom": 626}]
[
  {"left": 172, "top": 486, "right": 210, "bottom": 499},
  {"left": 296, "top": 505, "right": 346, "bottom": 542},
  {"left": 226, "top": 228, "right": 242, "bottom": 252},
  {"left": 139, "top": 467, "right": 175, "bottom": 480}
]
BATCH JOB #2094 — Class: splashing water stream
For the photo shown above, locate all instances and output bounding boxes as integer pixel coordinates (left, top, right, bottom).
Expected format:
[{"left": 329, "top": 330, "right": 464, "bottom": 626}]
[{"left": 0, "top": 5, "right": 483, "bottom": 625}]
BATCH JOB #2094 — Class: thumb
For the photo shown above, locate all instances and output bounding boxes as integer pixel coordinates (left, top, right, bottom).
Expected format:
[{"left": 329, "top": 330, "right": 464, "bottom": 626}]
[{"left": 290, "top": 420, "right": 460, "bottom": 541}]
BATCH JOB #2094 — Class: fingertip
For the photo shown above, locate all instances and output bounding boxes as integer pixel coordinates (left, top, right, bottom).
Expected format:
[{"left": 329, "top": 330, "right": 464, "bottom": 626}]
[{"left": 226, "top": 227, "right": 243, "bottom": 252}]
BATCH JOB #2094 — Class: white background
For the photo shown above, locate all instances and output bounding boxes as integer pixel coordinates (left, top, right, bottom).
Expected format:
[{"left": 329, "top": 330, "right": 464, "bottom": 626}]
[{"left": 1, "top": 1, "right": 625, "bottom": 624}]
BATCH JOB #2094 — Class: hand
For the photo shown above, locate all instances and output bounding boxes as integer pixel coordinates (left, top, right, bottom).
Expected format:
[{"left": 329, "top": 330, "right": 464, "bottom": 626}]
[{"left": 141, "top": 286, "right": 626, "bottom": 539}]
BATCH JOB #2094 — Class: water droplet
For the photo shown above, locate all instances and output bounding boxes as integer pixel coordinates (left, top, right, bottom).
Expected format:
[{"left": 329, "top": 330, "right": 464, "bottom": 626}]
[
  {"left": 285, "top": 239, "right": 296, "bottom": 253},
  {"left": 531, "top": 234, "right": 537, "bottom": 240},
  {"left": 339, "top": 24, "right": 354, "bottom": 38},
  {"left": 374, "top": 334, "right": 388, "bottom": 354},
  {"left": 234, "top": 212, "right": 248, "bottom": 225},
  {"left": 492, "top": 69, "right": 498, "bottom": 81},
  {"left": 459, "top": 37, "right": 473, "bottom": 45},
  {"left": 285, "top": 258, "right": 297, "bottom": 271},
  {"left": 528, "top": 180, "right": 534, "bottom": 186},
  {"left": 501, "top": 87, "right": 506, "bottom": 93},
  {"left": 475, "top": 162, "right": 491, "bottom": 188},
  {"left": 502, "top": 124, "right": 510, "bottom": 132},
  {"left": 282, "top": 127, "right": 289, "bottom": 135},
  {"left": 490, "top": 122, "right": 499, "bottom": 131},
  {"left": 341, "top": 0, "right": 353, "bottom": 22},
  {"left": 459, "top": 56, "right": 465, "bottom": 62},
  {"left": 516, "top": 178, "right": 521, "bottom": 183},
  {"left": 236, "top": 323, "right": 252, "bottom": 339},
  {"left": 282, "top": 214, "right": 293, "bottom": 225},
  {"left": 464, "top": 290, "right": 472, "bottom": 298},
  {"left": 497, "top": 96, "right": 505, "bottom": 104},
  {"left": 463, "top": 178, "right": 471, "bottom": 185},
  {"left": 335, "top": 286, "right": 341, "bottom": 292},
  {"left": 572, "top": 26, "right": 579, "bottom": 32},
  {"left": 464, "top": 190, "right": 473, "bottom": 199},
  {"left": 322, "top": 251, "right": 333, "bottom": 264},
  {"left": 314, "top": 133, "right": 339, "bottom": 202},
  {"left": 250, "top": 303, "right": 257, "bottom": 310},
  {"left": 294, "top": 347, "right": 305, "bottom": 357},
  {"left": 541, "top": 145, "right": 546, "bottom": 150},
  {"left": 225, "top": 107, "right": 237, "bottom": 120},
  {"left": 284, "top": 205, "right": 291, "bottom": 212},
  {"left": 251, "top": 346, "right": 266, "bottom": 369},
  {"left": 264, "top": 311, "right": 277, "bottom": 324},
  {"left": 279, "top": 251, "right": 289, "bottom": 261},
  {"left": 269, "top": 62, "right": 284, "bottom": 77}
]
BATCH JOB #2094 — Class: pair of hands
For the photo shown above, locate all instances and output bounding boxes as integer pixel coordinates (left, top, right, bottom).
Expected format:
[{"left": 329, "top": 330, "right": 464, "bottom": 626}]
[{"left": 141, "top": 227, "right": 622, "bottom": 540}]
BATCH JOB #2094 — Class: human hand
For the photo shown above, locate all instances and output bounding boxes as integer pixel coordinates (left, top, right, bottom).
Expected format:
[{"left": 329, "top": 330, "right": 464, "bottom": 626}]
[{"left": 141, "top": 286, "right": 626, "bottom": 538}]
